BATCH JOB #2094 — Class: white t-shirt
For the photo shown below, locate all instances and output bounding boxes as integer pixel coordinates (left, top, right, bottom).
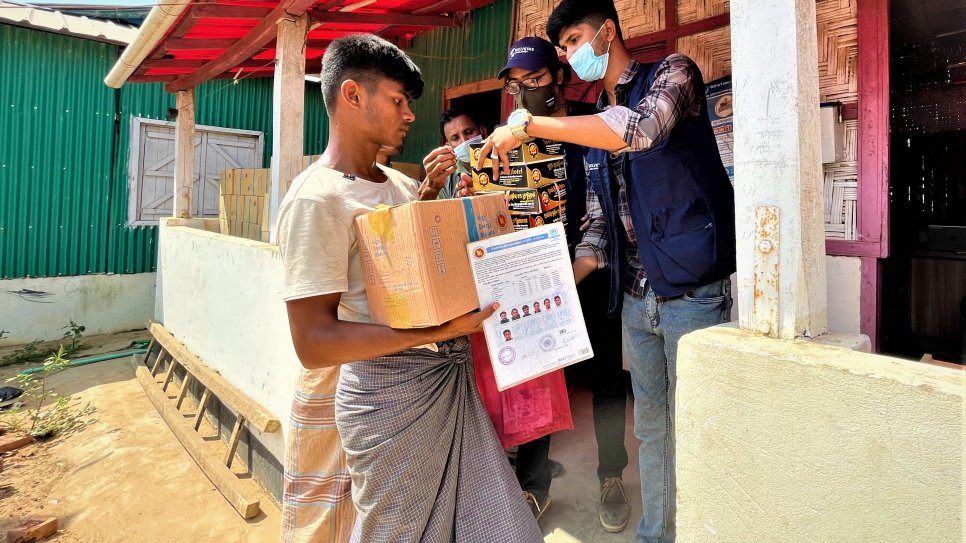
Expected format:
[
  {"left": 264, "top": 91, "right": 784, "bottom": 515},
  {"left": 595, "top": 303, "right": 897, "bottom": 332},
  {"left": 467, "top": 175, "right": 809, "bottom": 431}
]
[{"left": 275, "top": 161, "right": 418, "bottom": 324}]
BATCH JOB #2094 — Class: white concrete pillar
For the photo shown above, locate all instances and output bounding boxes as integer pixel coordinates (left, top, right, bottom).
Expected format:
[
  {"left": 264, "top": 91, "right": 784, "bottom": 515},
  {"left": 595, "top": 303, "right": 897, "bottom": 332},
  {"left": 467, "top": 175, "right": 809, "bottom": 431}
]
[
  {"left": 730, "top": 0, "right": 828, "bottom": 339},
  {"left": 268, "top": 14, "right": 308, "bottom": 227},
  {"left": 173, "top": 88, "right": 196, "bottom": 219}
]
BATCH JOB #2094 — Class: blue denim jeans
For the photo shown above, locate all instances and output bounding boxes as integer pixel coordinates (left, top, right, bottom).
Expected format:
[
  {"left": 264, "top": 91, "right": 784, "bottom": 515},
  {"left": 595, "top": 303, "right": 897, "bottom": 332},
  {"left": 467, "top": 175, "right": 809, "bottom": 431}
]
[{"left": 621, "top": 278, "right": 732, "bottom": 543}]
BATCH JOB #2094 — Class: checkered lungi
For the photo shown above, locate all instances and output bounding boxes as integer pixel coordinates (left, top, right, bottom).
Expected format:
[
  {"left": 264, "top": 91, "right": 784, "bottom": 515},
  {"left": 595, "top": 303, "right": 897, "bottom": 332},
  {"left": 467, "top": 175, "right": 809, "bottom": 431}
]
[
  {"left": 281, "top": 367, "right": 356, "bottom": 543},
  {"left": 336, "top": 336, "right": 543, "bottom": 543}
]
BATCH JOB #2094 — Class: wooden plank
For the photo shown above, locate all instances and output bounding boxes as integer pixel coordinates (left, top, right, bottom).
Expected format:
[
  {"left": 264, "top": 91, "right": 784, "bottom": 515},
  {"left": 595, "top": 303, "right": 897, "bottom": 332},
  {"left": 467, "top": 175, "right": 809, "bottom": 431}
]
[
  {"left": 224, "top": 415, "right": 246, "bottom": 468},
  {"left": 443, "top": 78, "right": 504, "bottom": 101},
  {"left": 6, "top": 517, "right": 58, "bottom": 543},
  {"left": 0, "top": 435, "right": 33, "bottom": 453},
  {"left": 193, "top": 388, "right": 212, "bottom": 432},
  {"left": 148, "top": 322, "right": 281, "bottom": 433},
  {"left": 161, "top": 358, "right": 180, "bottom": 393},
  {"left": 176, "top": 373, "right": 193, "bottom": 410},
  {"left": 166, "top": 0, "right": 317, "bottom": 92},
  {"left": 133, "top": 365, "right": 261, "bottom": 519},
  {"left": 309, "top": 10, "right": 454, "bottom": 27},
  {"left": 269, "top": 14, "right": 308, "bottom": 225},
  {"left": 173, "top": 89, "right": 196, "bottom": 219},
  {"left": 150, "top": 350, "right": 168, "bottom": 376}
]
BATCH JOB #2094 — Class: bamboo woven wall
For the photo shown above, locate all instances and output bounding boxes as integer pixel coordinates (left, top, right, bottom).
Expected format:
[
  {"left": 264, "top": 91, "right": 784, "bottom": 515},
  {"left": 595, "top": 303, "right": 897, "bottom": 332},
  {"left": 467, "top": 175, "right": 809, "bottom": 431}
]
[
  {"left": 816, "top": 0, "right": 858, "bottom": 103},
  {"left": 676, "top": 26, "right": 732, "bottom": 82},
  {"left": 823, "top": 120, "right": 859, "bottom": 240},
  {"left": 515, "top": 0, "right": 663, "bottom": 42},
  {"left": 676, "top": 0, "right": 729, "bottom": 25}
]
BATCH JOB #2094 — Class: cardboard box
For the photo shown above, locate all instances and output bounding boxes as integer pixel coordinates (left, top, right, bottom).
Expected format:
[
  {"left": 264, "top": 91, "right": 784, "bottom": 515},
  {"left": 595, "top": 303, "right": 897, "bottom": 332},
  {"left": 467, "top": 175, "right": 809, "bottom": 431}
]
[
  {"left": 355, "top": 192, "right": 514, "bottom": 328},
  {"left": 507, "top": 189, "right": 539, "bottom": 212},
  {"left": 469, "top": 138, "right": 565, "bottom": 167},
  {"left": 536, "top": 182, "right": 567, "bottom": 212},
  {"left": 471, "top": 159, "right": 568, "bottom": 192},
  {"left": 527, "top": 203, "right": 566, "bottom": 228}
]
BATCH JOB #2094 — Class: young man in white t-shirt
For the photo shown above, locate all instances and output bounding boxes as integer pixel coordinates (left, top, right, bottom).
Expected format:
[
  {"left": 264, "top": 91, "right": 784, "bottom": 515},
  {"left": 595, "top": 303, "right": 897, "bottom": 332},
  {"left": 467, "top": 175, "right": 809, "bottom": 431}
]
[{"left": 274, "top": 34, "right": 543, "bottom": 543}]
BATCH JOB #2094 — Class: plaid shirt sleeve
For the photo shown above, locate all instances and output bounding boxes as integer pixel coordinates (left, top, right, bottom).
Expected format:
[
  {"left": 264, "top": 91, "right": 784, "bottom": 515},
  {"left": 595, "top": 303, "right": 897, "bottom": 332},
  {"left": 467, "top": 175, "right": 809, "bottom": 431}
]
[
  {"left": 596, "top": 54, "right": 700, "bottom": 153},
  {"left": 574, "top": 180, "right": 609, "bottom": 269}
]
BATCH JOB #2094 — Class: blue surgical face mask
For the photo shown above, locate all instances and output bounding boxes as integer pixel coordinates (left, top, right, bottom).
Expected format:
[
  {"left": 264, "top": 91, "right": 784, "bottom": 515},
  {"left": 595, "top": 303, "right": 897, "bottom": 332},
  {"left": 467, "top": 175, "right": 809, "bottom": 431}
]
[
  {"left": 569, "top": 23, "right": 610, "bottom": 82},
  {"left": 453, "top": 134, "right": 483, "bottom": 163}
]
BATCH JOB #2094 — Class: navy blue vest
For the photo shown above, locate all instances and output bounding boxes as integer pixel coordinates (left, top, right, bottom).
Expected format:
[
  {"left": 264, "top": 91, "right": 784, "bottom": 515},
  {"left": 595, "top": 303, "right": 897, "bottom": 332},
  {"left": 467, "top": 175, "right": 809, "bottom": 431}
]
[{"left": 586, "top": 58, "right": 736, "bottom": 316}]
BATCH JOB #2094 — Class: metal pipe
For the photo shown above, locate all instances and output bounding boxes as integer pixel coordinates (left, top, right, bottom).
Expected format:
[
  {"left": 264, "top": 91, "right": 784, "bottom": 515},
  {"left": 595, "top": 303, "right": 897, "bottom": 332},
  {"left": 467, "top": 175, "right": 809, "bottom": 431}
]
[{"left": 19, "top": 349, "right": 147, "bottom": 375}]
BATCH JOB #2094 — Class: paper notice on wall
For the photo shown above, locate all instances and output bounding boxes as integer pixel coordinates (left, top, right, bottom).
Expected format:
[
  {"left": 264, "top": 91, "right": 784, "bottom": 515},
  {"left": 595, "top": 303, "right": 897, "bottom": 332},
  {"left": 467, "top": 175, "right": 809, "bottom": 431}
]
[
  {"left": 466, "top": 223, "right": 593, "bottom": 391},
  {"left": 705, "top": 75, "right": 734, "bottom": 184}
]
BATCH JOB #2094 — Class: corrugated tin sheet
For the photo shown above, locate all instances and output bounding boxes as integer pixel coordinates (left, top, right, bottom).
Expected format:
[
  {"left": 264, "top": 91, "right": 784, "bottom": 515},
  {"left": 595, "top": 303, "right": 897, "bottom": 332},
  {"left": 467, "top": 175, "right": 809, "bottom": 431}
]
[
  {"left": 0, "top": 0, "right": 137, "bottom": 45},
  {"left": 399, "top": 0, "right": 512, "bottom": 163},
  {"left": 1, "top": 23, "right": 329, "bottom": 279},
  {"left": 1, "top": 24, "right": 118, "bottom": 278}
]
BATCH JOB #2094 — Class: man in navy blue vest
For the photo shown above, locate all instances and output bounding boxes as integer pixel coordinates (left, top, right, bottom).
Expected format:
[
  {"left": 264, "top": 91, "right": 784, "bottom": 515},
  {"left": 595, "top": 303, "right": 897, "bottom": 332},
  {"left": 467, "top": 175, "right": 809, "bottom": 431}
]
[
  {"left": 477, "top": 1, "right": 736, "bottom": 541},
  {"left": 499, "top": 36, "right": 630, "bottom": 533}
]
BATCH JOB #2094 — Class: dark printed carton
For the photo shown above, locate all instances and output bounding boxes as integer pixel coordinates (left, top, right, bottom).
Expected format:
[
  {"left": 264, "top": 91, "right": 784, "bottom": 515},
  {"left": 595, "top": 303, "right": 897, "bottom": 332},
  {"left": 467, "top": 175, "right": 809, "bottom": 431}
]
[
  {"left": 469, "top": 138, "right": 565, "bottom": 167},
  {"left": 527, "top": 203, "right": 566, "bottom": 228},
  {"left": 536, "top": 182, "right": 567, "bottom": 212},
  {"left": 507, "top": 189, "right": 540, "bottom": 212}
]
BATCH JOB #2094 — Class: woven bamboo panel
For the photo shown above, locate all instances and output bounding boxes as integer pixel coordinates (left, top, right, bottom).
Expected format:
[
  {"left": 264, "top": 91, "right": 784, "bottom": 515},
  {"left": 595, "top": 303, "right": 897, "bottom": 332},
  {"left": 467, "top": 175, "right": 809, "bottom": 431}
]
[
  {"left": 677, "top": 0, "right": 730, "bottom": 25},
  {"left": 676, "top": 26, "right": 732, "bottom": 82},
  {"left": 816, "top": 0, "right": 857, "bottom": 103},
  {"left": 515, "top": 0, "right": 663, "bottom": 42},
  {"left": 823, "top": 119, "right": 858, "bottom": 240}
]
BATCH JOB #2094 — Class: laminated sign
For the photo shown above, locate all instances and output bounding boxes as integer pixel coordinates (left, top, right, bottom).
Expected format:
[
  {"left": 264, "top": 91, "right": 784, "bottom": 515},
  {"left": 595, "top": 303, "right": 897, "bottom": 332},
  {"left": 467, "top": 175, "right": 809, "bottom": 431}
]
[{"left": 466, "top": 223, "right": 593, "bottom": 390}]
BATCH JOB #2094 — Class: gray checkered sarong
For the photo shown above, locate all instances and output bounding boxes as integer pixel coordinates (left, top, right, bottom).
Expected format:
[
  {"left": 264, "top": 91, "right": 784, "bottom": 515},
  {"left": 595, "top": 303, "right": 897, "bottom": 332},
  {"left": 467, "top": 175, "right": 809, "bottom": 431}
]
[{"left": 336, "top": 336, "right": 543, "bottom": 543}]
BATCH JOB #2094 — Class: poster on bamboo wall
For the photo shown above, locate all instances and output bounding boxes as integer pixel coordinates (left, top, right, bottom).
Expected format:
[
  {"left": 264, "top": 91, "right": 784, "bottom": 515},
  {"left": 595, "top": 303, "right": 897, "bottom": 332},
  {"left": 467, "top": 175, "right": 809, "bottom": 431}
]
[{"left": 704, "top": 75, "right": 734, "bottom": 184}]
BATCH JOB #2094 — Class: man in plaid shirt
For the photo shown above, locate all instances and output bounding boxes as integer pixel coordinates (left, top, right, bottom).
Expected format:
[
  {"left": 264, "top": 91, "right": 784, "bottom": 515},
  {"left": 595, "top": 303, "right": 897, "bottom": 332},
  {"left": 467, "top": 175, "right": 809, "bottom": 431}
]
[{"left": 478, "top": 1, "right": 736, "bottom": 541}]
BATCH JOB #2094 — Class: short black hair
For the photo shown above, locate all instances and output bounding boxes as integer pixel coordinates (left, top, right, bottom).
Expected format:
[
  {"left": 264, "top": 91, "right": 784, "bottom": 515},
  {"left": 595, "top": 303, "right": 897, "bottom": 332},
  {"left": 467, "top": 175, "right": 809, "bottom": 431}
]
[
  {"left": 320, "top": 34, "right": 423, "bottom": 113},
  {"left": 439, "top": 108, "right": 481, "bottom": 138},
  {"left": 546, "top": 0, "right": 623, "bottom": 48}
]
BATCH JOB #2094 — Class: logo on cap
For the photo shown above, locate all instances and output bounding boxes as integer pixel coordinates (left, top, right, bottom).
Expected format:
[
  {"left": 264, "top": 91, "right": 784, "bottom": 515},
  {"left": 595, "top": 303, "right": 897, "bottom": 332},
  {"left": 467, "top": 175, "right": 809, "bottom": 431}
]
[{"left": 509, "top": 46, "right": 535, "bottom": 58}]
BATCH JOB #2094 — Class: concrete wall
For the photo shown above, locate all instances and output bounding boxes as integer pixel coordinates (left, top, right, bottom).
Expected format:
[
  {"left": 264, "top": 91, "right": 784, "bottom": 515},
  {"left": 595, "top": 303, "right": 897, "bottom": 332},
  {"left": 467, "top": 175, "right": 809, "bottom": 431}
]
[
  {"left": 826, "top": 255, "right": 861, "bottom": 334},
  {"left": 155, "top": 218, "right": 299, "bottom": 462},
  {"left": 729, "top": 256, "right": 862, "bottom": 334},
  {"left": 0, "top": 273, "right": 156, "bottom": 346},
  {"left": 676, "top": 324, "right": 963, "bottom": 543}
]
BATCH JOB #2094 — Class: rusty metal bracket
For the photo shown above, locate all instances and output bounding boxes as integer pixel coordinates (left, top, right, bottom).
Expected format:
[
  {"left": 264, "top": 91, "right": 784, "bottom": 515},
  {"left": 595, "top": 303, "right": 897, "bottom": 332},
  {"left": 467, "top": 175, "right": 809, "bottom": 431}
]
[{"left": 753, "top": 206, "right": 780, "bottom": 337}]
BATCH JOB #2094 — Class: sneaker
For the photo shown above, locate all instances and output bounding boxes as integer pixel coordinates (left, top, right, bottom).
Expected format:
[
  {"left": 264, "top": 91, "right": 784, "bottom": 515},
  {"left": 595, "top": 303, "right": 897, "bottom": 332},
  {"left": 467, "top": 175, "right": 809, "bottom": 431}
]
[
  {"left": 523, "top": 490, "right": 552, "bottom": 521},
  {"left": 599, "top": 477, "right": 630, "bottom": 533},
  {"left": 549, "top": 459, "right": 564, "bottom": 478}
]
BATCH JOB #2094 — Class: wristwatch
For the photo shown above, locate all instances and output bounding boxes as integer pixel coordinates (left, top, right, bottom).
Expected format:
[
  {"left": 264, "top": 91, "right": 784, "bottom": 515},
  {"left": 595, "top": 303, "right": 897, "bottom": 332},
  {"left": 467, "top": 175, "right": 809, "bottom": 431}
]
[{"left": 507, "top": 108, "right": 534, "bottom": 143}]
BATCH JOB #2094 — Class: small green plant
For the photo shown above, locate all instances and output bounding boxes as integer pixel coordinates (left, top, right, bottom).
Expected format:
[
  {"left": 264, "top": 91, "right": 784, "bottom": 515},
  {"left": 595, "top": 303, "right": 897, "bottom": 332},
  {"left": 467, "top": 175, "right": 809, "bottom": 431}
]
[
  {"left": 3, "top": 347, "right": 95, "bottom": 438},
  {"left": 61, "top": 320, "right": 88, "bottom": 358},
  {"left": 0, "top": 321, "right": 89, "bottom": 367}
]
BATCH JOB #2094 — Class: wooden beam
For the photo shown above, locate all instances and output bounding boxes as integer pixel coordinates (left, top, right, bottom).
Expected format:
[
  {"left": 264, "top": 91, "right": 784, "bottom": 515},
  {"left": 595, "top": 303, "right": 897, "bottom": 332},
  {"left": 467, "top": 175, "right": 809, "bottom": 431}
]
[
  {"left": 443, "top": 78, "right": 503, "bottom": 101},
  {"left": 189, "top": 4, "right": 273, "bottom": 19},
  {"left": 145, "top": 58, "right": 278, "bottom": 69},
  {"left": 310, "top": 10, "right": 454, "bottom": 27},
  {"left": 133, "top": 363, "right": 261, "bottom": 519},
  {"left": 173, "top": 89, "right": 196, "bottom": 219},
  {"left": 148, "top": 321, "right": 282, "bottom": 433},
  {"left": 166, "top": 0, "right": 317, "bottom": 93},
  {"left": 269, "top": 14, "right": 308, "bottom": 226},
  {"left": 163, "top": 38, "right": 240, "bottom": 50}
]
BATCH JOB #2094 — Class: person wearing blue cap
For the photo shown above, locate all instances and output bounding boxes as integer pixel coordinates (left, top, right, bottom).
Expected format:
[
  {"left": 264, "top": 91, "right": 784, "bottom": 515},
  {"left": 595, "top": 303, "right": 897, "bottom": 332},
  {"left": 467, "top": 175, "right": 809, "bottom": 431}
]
[
  {"left": 479, "top": 1, "right": 737, "bottom": 542},
  {"left": 498, "top": 35, "right": 631, "bottom": 534}
]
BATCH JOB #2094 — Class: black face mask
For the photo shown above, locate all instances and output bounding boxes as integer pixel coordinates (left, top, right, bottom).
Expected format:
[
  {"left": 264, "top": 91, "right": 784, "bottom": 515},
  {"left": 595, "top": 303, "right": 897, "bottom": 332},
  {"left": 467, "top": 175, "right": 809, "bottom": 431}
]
[{"left": 515, "top": 83, "right": 560, "bottom": 116}]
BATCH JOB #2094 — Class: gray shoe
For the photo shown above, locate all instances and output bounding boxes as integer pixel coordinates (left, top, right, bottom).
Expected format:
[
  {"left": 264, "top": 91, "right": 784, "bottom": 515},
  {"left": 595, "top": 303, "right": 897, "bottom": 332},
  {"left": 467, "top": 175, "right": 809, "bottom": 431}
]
[
  {"left": 599, "top": 477, "right": 629, "bottom": 533},
  {"left": 523, "top": 490, "right": 552, "bottom": 522}
]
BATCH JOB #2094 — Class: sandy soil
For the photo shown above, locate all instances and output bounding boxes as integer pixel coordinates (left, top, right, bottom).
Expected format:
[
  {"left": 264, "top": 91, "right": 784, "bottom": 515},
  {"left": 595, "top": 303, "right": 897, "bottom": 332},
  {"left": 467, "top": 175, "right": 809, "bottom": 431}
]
[{"left": 0, "top": 331, "right": 280, "bottom": 542}]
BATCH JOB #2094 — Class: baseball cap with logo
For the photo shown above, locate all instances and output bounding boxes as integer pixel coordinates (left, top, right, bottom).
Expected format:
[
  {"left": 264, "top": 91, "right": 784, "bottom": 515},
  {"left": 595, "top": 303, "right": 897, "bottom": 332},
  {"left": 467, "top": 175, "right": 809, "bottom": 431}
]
[{"left": 498, "top": 36, "right": 560, "bottom": 79}]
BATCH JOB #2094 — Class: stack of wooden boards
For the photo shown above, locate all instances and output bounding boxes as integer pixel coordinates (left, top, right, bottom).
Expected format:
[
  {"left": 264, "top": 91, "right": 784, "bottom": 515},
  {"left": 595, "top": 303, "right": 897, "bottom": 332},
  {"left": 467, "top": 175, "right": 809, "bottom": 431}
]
[{"left": 132, "top": 320, "right": 280, "bottom": 519}]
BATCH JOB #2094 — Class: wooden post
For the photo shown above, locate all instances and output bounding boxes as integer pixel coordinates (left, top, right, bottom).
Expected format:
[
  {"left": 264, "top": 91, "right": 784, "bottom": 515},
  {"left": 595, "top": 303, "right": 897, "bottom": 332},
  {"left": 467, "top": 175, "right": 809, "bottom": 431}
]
[
  {"left": 173, "top": 88, "right": 196, "bottom": 219},
  {"left": 730, "top": 0, "right": 828, "bottom": 339},
  {"left": 268, "top": 14, "right": 308, "bottom": 228}
]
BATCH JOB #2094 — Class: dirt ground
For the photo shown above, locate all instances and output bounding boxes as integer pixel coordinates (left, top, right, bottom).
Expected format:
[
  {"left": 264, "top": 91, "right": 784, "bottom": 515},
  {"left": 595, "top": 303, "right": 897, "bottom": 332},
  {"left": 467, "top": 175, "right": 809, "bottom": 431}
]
[
  {"left": 0, "top": 331, "right": 641, "bottom": 543},
  {"left": 0, "top": 331, "right": 280, "bottom": 542}
]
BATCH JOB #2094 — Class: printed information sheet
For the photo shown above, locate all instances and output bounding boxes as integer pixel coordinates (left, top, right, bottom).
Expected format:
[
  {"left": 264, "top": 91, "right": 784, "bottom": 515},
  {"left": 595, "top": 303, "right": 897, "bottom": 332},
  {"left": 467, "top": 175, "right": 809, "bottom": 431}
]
[{"left": 467, "top": 223, "right": 593, "bottom": 390}]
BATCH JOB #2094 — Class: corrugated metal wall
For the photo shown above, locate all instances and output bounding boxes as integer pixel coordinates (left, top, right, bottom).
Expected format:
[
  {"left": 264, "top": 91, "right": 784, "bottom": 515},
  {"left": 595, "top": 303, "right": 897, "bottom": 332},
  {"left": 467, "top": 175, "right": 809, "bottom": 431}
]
[
  {"left": 0, "top": 23, "right": 329, "bottom": 279},
  {"left": 399, "top": 0, "right": 513, "bottom": 163}
]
